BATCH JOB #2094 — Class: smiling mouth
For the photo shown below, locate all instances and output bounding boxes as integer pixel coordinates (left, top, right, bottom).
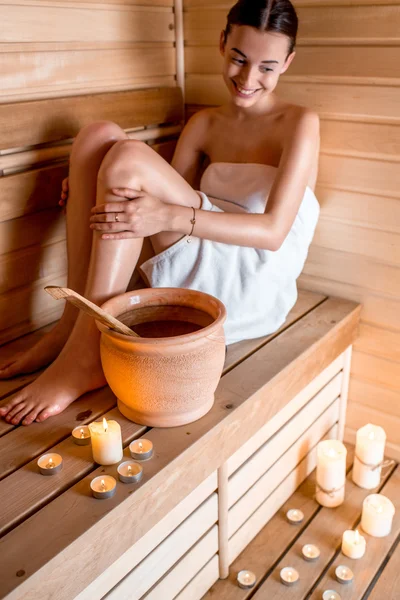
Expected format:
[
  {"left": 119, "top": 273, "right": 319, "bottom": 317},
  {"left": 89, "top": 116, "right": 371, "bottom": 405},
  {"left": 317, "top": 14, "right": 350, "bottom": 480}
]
[{"left": 232, "top": 81, "right": 262, "bottom": 96}]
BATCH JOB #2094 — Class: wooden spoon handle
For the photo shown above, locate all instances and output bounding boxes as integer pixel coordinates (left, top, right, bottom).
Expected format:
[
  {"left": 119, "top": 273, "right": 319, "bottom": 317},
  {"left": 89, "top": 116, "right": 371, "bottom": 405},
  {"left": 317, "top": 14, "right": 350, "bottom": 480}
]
[{"left": 44, "top": 286, "right": 140, "bottom": 338}]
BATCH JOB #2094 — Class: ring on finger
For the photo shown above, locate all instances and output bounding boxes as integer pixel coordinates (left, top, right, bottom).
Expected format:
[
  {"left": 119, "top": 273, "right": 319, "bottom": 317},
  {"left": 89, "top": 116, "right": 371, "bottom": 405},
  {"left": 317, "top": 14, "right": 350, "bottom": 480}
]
[{"left": 115, "top": 213, "right": 120, "bottom": 222}]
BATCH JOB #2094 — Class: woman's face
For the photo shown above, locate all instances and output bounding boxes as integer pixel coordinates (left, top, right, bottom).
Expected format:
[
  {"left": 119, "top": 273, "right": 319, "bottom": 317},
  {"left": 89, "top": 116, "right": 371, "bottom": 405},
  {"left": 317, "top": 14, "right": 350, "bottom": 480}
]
[{"left": 220, "top": 25, "right": 295, "bottom": 107}]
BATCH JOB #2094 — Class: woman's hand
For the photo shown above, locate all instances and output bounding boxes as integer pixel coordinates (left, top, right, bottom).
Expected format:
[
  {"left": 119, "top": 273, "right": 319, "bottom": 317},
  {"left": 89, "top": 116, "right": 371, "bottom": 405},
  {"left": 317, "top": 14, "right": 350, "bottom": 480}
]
[
  {"left": 59, "top": 177, "right": 69, "bottom": 208},
  {"left": 90, "top": 188, "right": 172, "bottom": 239}
]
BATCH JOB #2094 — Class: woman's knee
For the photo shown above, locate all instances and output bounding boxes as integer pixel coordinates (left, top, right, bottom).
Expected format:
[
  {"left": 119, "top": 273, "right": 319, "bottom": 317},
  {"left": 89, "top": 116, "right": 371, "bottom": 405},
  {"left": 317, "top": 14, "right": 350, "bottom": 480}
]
[
  {"left": 98, "top": 139, "right": 149, "bottom": 185},
  {"left": 70, "top": 121, "right": 126, "bottom": 163}
]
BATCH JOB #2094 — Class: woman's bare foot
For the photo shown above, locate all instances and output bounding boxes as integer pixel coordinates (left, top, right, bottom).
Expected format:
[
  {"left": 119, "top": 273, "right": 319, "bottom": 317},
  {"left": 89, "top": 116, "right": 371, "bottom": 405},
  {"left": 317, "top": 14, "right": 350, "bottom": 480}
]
[
  {"left": 0, "top": 320, "right": 106, "bottom": 425},
  {"left": 0, "top": 319, "right": 76, "bottom": 380}
]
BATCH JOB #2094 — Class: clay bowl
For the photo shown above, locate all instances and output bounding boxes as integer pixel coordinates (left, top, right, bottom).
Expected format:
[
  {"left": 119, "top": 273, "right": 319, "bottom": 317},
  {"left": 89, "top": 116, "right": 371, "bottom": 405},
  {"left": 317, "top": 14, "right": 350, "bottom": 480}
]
[{"left": 97, "top": 288, "right": 227, "bottom": 427}]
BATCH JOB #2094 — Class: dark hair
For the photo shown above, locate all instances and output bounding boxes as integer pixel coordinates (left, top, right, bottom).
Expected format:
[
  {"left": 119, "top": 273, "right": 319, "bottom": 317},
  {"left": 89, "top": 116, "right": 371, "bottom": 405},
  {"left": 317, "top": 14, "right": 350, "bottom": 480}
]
[{"left": 223, "top": 0, "right": 298, "bottom": 57}]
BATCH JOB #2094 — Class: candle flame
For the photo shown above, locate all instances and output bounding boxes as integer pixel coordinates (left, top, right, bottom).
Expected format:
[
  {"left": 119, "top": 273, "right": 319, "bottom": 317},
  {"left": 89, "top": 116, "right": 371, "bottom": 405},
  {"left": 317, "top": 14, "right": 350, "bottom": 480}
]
[
  {"left": 368, "top": 431, "right": 375, "bottom": 440},
  {"left": 80, "top": 428, "right": 85, "bottom": 438},
  {"left": 45, "top": 457, "right": 56, "bottom": 469},
  {"left": 287, "top": 570, "right": 293, "bottom": 581},
  {"left": 138, "top": 441, "right": 143, "bottom": 451},
  {"left": 355, "top": 529, "right": 360, "bottom": 544},
  {"left": 103, "top": 418, "right": 108, "bottom": 432},
  {"left": 128, "top": 465, "right": 132, "bottom": 474},
  {"left": 100, "top": 479, "right": 106, "bottom": 490},
  {"left": 328, "top": 447, "right": 336, "bottom": 458}
]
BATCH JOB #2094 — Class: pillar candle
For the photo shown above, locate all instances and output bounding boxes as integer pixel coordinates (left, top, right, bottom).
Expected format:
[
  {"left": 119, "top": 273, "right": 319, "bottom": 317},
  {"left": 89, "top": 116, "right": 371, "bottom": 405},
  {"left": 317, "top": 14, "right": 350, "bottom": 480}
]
[
  {"left": 341, "top": 529, "right": 366, "bottom": 559},
  {"left": 361, "top": 493, "right": 395, "bottom": 537},
  {"left": 89, "top": 418, "right": 123, "bottom": 465},
  {"left": 352, "top": 424, "right": 386, "bottom": 489},
  {"left": 316, "top": 440, "right": 347, "bottom": 507}
]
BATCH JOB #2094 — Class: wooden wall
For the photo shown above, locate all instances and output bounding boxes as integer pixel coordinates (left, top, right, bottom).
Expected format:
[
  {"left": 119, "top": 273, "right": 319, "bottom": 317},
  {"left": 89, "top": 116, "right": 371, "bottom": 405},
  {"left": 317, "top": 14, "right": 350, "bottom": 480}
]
[
  {"left": 183, "top": 0, "right": 400, "bottom": 458},
  {"left": 0, "top": 0, "right": 180, "bottom": 344}
]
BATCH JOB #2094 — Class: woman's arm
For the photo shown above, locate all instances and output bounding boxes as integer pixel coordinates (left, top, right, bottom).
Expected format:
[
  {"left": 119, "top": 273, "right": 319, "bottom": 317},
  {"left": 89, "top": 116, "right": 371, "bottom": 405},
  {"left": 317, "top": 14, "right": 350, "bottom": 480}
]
[
  {"left": 167, "top": 109, "right": 320, "bottom": 251},
  {"left": 170, "top": 109, "right": 210, "bottom": 187}
]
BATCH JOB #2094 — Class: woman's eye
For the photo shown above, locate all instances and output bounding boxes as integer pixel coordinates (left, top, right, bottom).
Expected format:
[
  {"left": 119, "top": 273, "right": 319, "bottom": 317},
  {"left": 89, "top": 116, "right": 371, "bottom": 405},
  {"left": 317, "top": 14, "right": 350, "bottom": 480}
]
[
  {"left": 232, "top": 58, "right": 245, "bottom": 65},
  {"left": 261, "top": 68, "right": 273, "bottom": 73}
]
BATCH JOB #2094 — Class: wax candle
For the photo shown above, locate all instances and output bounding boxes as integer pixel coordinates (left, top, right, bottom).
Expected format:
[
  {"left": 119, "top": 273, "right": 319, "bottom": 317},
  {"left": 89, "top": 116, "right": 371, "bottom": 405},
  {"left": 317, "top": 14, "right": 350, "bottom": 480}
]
[
  {"left": 90, "top": 475, "right": 117, "bottom": 499},
  {"left": 286, "top": 508, "right": 304, "bottom": 525},
  {"left": 322, "top": 591, "right": 342, "bottom": 600},
  {"left": 89, "top": 418, "right": 123, "bottom": 465},
  {"left": 361, "top": 493, "right": 395, "bottom": 537},
  {"left": 117, "top": 461, "right": 143, "bottom": 484},
  {"left": 316, "top": 440, "right": 347, "bottom": 507},
  {"left": 279, "top": 567, "right": 299, "bottom": 586},
  {"left": 353, "top": 424, "right": 386, "bottom": 489},
  {"left": 302, "top": 544, "right": 320, "bottom": 562},
  {"left": 72, "top": 425, "right": 91, "bottom": 446},
  {"left": 129, "top": 438, "right": 153, "bottom": 461},
  {"left": 341, "top": 529, "right": 366, "bottom": 559},
  {"left": 335, "top": 565, "right": 354, "bottom": 585},
  {"left": 37, "top": 453, "right": 63, "bottom": 475},
  {"left": 237, "top": 570, "right": 256, "bottom": 589}
]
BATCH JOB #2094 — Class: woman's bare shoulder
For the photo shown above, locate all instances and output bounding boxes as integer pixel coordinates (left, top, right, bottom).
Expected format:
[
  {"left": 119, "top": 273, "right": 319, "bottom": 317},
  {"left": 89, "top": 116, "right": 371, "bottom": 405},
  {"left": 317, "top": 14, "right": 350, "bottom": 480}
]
[{"left": 282, "top": 103, "right": 320, "bottom": 140}]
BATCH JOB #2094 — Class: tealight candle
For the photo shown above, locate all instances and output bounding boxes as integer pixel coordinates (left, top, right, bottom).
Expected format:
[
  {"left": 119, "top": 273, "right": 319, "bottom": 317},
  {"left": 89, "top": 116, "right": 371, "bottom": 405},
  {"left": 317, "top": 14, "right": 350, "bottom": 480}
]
[
  {"left": 90, "top": 475, "right": 117, "bottom": 499},
  {"left": 341, "top": 529, "right": 366, "bottom": 559},
  {"left": 353, "top": 424, "right": 386, "bottom": 489},
  {"left": 361, "top": 493, "right": 395, "bottom": 537},
  {"left": 237, "top": 570, "right": 256, "bottom": 589},
  {"left": 335, "top": 565, "right": 354, "bottom": 585},
  {"left": 302, "top": 544, "right": 320, "bottom": 562},
  {"left": 117, "top": 461, "right": 143, "bottom": 484},
  {"left": 89, "top": 418, "right": 123, "bottom": 465},
  {"left": 322, "top": 591, "right": 342, "bottom": 600},
  {"left": 72, "top": 425, "right": 91, "bottom": 446},
  {"left": 286, "top": 508, "right": 304, "bottom": 524},
  {"left": 316, "top": 440, "right": 347, "bottom": 507},
  {"left": 37, "top": 453, "right": 63, "bottom": 476},
  {"left": 280, "top": 567, "right": 299, "bottom": 586},
  {"left": 129, "top": 438, "right": 153, "bottom": 461}
]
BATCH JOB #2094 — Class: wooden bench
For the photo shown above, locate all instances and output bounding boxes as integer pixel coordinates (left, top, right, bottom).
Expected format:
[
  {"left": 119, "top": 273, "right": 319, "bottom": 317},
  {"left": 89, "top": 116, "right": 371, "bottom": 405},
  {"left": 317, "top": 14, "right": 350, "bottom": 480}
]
[{"left": 0, "top": 87, "right": 361, "bottom": 599}]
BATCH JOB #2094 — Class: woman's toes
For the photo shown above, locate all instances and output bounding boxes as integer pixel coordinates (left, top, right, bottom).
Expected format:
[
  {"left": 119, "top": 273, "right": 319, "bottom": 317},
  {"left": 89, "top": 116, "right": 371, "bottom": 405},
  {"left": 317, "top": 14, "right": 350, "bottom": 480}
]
[
  {"left": 6, "top": 402, "right": 27, "bottom": 423},
  {"left": 11, "top": 406, "right": 31, "bottom": 425},
  {"left": 36, "top": 403, "right": 63, "bottom": 422},
  {"left": 2, "top": 399, "right": 24, "bottom": 420},
  {"left": 22, "top": 405, "right": 43, "bottom": 425}
]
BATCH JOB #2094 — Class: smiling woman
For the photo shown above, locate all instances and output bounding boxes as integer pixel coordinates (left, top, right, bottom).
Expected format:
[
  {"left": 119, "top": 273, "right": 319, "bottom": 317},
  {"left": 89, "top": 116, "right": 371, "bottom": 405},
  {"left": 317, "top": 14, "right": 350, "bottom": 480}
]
[{"left": 0, "top": 0, "right": 320, "bottom": 427}]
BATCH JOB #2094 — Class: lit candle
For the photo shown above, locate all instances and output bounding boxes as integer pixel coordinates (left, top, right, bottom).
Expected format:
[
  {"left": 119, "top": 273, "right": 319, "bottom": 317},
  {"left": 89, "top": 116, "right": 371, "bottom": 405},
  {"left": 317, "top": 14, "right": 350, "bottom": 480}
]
[
  {"left": 302, "top": 544, "right": 320, "bottom": 562},
  {"left": 88, "top": 418, "right": 123, "bottom": 465},
  {"left": 129, "top": 438, "right": 153, "bottom": 461},
  {"left": 279, "top": 567, "right": 299, "bottom": 586},
  {"left": 286, "top": 508, "right": 304, "bottom": 525},
  {"left": 237, "top": 570, "right": 256, "bottom": 589},
  {"left": 316, "top": 440, "right": 347, "bottom": 507},
  {"left": 322, "top": 591, "right": 342, "bottom": 600},
  {"left": 341, "top": 529, "right": 366, "bottom": 559},
  {"left": 335, "top": 565, "right": 354, "bottom": 585},
  {"left": 117, "top": 461, "right": 143, "bottom": 484},
  {"left": 37, "top": 453, "right": 63, "bottom": 475},
  {"left": 72, "top": 425, "right": 91, "bottom": 446},
  {"left": 90, "top": 475, "right": 117, "bottom": 499},
  {"left": 353, "top": 424, "right": 386, "bottom": 489},
  {"left": 361, "top": 493, "right": 395, "bottom": 537}
]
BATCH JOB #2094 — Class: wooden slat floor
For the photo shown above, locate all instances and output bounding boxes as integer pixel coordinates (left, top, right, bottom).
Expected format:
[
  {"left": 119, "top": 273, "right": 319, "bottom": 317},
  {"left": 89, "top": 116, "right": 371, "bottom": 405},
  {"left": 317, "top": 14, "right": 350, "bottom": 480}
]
[
  {"left": 203, "top": 446, "right": 399, "bottom": 600},
  {"left": 0, "top": 289, "right": 361, "bottom": 600}
]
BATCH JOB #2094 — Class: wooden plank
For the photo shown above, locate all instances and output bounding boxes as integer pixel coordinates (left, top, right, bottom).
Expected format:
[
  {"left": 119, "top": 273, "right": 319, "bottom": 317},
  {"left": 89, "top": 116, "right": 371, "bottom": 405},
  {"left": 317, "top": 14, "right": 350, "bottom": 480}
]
[
  {"left": 338, "top": 345, "right": 352, "bottom": 440},
  {"left": 355, "top": 322, "right": 400, "bottom": 363},
  {"left": 186, "top": 46, "right": 400, "bottom": 80},
  {"left": 350, "top": 378, "right": 400, "bottom": 418},
  {"left": 368, "top": 526, "right": 400, "bottom": 599},
  {"left": 319, "top": 119, "right": 400, "bottom": 159},
  {"left": 313, "top": 218, "right": 400, "bottom": 268},
  {"left": 311, "top": 466, "right": 400, "bottom": 599},
  {"left": 228, "top": 404, "right": 339, "bottom": 537},
  {"left": 174, "top": 556, "right": 219, "bottom": 600},
  {"left": 143, "top": 527, "right": 218, "bottom": 600},
  {"left": 251, "top": 464, "right": 397, "bottom": 599},
  {"left": 183, "top": 5, "right": 400, "bottom": 44},
  {"left": 75, "top": 473, "right": 217, "bottom": 600},
  {"left": 225, "top": 290, "right": 326, "bottom": 372},
  {"left": 0, "top": 87, "right": 183, "bottom": 150},
  {"left": 227, "top": 353, "right": 344, "bottom": 475},
  {"left": 101, "top": 494, "right": 218, "bottom": 600},
  {"left": 228, "top": 376, "right": 342, "bottom": 507},
  {"left": 0, "top": 297, "right": 360, "bottom": 600},
  {"left": 352, "top": 352, "right": 400, "bottom": 391},
  {"left": 0, "top": 209, "right": 65, "bottom": 256},
  {"left": 184, "top": 0, "right": 400, "bottom": 8},
  {"left": 0, "top": 0, "right": 173, "bottom": 5},
  {"left": 0, "top": 406, "right": 145, "bottom": 537},
  {"left": 185, "top": 75, "right": 400, "bottom": 122},
  {"left": 204, "top": 446, "right": 355, "bottom": 600},
  {"left": 1, "top": 5, "right": 174, "bottom": 44},
  {"left": 1, "top": 46, "right": 175, "bottom": 102}
]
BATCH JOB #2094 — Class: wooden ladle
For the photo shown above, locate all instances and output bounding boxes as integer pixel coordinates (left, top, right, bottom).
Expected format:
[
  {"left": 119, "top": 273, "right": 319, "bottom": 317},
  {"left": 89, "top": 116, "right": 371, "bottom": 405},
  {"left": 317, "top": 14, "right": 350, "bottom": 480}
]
[{"left": 44, "top": 286, "right": 140, "bottom": 337}]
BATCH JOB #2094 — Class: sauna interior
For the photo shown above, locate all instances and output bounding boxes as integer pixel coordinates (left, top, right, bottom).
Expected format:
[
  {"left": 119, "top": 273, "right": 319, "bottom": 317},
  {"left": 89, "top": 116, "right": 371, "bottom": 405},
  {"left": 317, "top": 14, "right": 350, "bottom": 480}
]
[{"left": 0, "top": 1, "right": 399, "bottom": 599}]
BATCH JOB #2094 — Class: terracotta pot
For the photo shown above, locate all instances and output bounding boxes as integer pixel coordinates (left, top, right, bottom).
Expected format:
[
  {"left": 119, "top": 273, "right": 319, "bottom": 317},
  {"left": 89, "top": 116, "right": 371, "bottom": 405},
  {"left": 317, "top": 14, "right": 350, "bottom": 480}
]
[{"left": 97, "top": 288, "right": 227, "bottom": 427}]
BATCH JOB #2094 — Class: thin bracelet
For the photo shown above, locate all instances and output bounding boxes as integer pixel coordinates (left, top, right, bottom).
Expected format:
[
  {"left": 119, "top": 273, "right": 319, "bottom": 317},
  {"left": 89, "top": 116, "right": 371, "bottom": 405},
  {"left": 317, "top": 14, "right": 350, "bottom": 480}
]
[{"left": 187, "top": 207, "right": 196, "bottom": 243}]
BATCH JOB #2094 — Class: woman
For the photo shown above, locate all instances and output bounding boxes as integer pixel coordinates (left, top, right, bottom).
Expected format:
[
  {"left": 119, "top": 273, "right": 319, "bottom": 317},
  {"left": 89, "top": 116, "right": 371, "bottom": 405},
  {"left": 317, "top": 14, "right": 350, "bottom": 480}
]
[{"left": 0, "top": 0, "right": 320, "bottom": 425}]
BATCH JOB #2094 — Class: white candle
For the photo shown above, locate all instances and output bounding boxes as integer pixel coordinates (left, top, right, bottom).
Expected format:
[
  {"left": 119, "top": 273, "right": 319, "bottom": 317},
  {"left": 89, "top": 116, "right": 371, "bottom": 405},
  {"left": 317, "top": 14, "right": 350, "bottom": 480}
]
[
  {"left": 353, "top": 424, "right": 386, "bottom": 489},
  {"left": 361, "top": 493, "right": 395, "bottom": 537},
  {"left": 237, "top": 570, "right": 256, "bottom": 589},
  {"left": 316, "top": 440, "right": 347, "bottom": 507},
  {"left": 341, "top": 529, "right": 366, "bottom": 559},
  {"left": 89, "top": 418, "right": 123, "bottom": 465}
]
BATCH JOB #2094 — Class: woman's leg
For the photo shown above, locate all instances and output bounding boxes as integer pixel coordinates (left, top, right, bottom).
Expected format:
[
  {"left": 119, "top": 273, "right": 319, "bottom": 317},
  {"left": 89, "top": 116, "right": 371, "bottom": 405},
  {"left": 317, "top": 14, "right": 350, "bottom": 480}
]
[
  {"left": 0, "top": 139, "right": 201, "bottom": 425},
  {"left": 0, "top": 121, "right": 128, "bottom": 379}
]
